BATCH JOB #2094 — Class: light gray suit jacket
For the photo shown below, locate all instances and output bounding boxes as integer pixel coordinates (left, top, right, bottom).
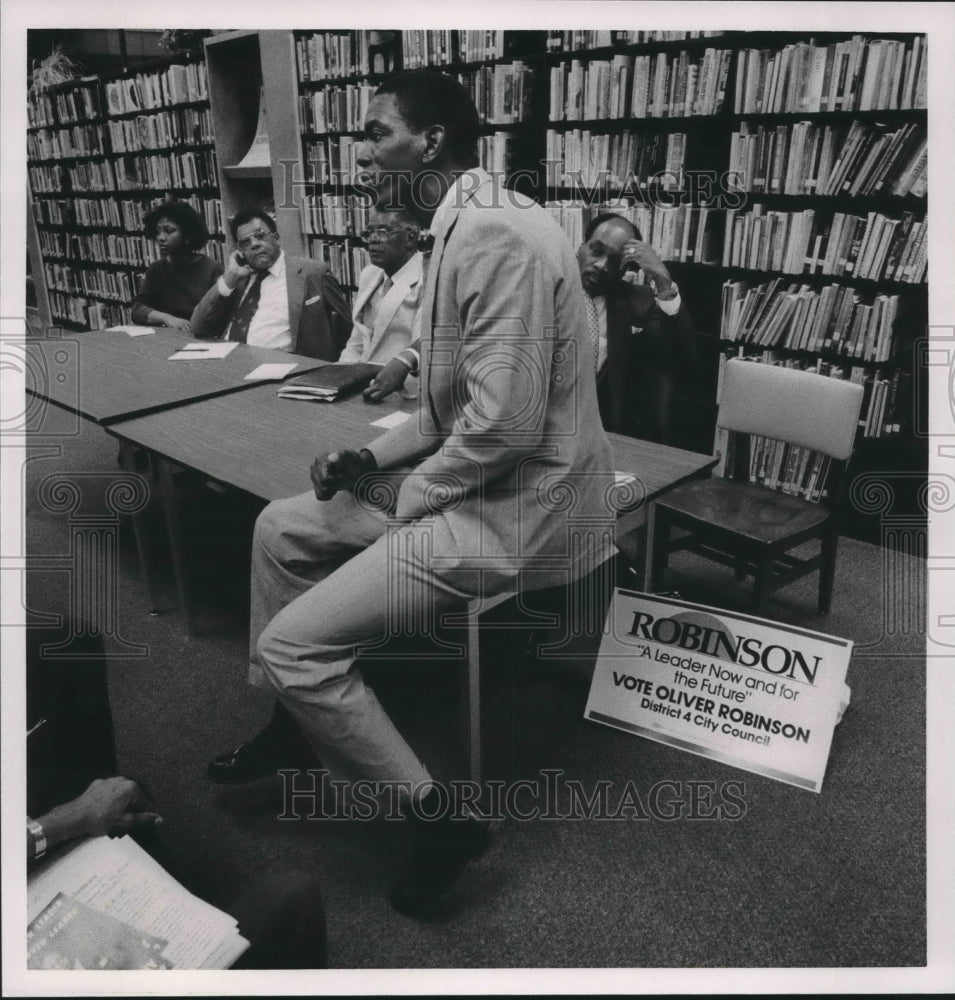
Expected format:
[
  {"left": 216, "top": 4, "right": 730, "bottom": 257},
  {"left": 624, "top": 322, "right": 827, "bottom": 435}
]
[
  {"left": 366, "top": 169, "right": 616, "bottom": 592},
  {"left": 337, "top": 255, "right": 423, "bottom": 365}
]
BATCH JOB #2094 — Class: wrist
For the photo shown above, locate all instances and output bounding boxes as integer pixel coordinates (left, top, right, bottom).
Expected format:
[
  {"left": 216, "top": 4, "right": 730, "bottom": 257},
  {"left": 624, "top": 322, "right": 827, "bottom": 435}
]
[
  {"left": 27, "top": 817, "right": 47, "bottom": 860},
  {"left": 655, "top": 278, "right": 678, "bottom": 301},
  {"left": 358, "top": 448, "right": 378, "bottom": 472}
]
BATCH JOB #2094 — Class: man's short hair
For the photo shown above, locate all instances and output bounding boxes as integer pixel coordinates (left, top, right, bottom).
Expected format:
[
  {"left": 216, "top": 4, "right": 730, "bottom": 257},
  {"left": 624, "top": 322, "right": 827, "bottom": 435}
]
[
  {"left": 372, "top": 173, "right": 425, "bottom": 229},
  {"left": 143, "top": 200, "right": 210, "bottom": 248},
  {"left": 229, "top": 208, "right": 278, "bottom": 242},
  {"left": 375, "top": 69, "right": 480, "bottom": 169},
  {"left": 583, "top": 212, "right": 642, "bottom": 243}
]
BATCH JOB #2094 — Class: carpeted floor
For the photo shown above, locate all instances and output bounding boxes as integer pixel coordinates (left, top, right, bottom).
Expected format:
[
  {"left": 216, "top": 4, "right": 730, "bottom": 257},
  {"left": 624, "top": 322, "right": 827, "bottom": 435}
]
[{"left": 20, "top": 404, "right": 926, "bottom": 969}]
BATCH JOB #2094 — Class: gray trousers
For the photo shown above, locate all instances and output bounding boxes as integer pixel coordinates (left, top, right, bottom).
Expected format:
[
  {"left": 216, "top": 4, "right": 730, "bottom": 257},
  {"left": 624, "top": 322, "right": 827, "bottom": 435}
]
[{"left": 249, "top": 490, "right": 483, "bottom": 791}]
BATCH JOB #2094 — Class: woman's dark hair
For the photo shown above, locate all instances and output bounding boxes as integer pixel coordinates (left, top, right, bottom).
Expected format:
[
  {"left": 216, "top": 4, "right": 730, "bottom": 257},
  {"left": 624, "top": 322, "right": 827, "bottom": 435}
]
[{"left": 143, "top": 200, "right": 210, "bottom": 249}]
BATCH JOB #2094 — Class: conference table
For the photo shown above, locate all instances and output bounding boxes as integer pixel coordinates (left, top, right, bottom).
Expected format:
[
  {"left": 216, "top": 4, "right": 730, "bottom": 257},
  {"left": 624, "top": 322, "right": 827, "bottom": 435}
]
[
  {"left": 106, "top": 383, "right": 718, "bottom": 634},
  {"left": 24, "top": 327, "right": 328, "bottom": 609}
]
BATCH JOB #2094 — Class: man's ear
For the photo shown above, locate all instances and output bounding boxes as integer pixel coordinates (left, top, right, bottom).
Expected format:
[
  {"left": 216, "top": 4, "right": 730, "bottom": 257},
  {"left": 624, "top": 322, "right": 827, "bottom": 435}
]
[{"left": 421, "top": 125, "right": 446, "bottom": 164}]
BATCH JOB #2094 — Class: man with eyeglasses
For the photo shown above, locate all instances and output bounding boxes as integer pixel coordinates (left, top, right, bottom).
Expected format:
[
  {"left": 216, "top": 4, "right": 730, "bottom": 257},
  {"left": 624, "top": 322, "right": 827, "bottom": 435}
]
[
  {"left": 336, "top": 196, "right": 423, "bottom": 398},
  {"left": 191, "top": 209, "right": 352, "bottom": 360}
]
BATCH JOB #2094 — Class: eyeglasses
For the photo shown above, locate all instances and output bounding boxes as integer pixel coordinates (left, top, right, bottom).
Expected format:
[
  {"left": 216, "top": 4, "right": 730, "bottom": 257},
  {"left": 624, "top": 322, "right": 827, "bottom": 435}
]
[
  {"left": 237, "top": 228, "right": 275, "bottom": 250},
  {"left": 360, "top": 226, "right": 409, "bottom": 243}
]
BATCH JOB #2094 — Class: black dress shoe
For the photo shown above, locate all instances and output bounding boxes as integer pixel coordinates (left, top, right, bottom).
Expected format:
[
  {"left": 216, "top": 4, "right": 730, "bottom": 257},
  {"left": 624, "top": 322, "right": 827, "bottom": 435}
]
[
  {"left": 206, "top": 727, "right": 317, "bottom": 785},
  {"left": 389, "top": 789, "right": 494, "bottom": 917}
]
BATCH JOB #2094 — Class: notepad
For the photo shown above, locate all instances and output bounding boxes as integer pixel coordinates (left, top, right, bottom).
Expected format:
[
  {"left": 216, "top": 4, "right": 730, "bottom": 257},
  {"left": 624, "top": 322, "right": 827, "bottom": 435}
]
[
  {"left": 277, "top": 362, "right": 380, "bottom": 402},
  {"left": 105, "top": 325, "right": 155, "bottom": 337},
  {"left": 168, "top": 342, "right": 239, "bottom": 360}
]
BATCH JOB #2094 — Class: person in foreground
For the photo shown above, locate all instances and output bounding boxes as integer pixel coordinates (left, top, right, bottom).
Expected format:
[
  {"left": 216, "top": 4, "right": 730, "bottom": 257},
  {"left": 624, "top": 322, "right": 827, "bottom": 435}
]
[
  {"left": 26, "top": 623, "right": 327, "bottom": 969},
  {"left": 130, "top": 200, "right": 223, "bottom": 332},
  {"left": 208, "top": 69, "right": 617, "bottom": 916},
  {"left": 577, "top": 212, "right": 696, "bottom": 440},
  {"left": 190, "top": 208, "right": 352, "bottom": 360}
]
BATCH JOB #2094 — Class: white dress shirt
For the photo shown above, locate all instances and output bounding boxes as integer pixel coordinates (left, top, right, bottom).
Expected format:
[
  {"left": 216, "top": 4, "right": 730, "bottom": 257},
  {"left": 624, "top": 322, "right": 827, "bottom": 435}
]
[
  {"left": 217, "top": 250, "right": 292, "bottom": 351},
  {"left": 590, "top": 282, "right": 682, "bottom": 375}
]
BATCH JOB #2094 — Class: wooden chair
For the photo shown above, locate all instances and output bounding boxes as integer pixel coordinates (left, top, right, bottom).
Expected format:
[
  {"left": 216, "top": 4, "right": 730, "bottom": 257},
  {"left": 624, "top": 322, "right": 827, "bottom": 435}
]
[{"left": 645, "top": 359, "right": 864, "bottom": 616}]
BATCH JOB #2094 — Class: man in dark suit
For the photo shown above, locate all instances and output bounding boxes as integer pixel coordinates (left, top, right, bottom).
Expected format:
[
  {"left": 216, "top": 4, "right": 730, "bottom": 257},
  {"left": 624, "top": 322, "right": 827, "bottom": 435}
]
[
  {"left": 577, "top": 212, "right": 696, "bottom": 441},
  {"left": 191, "top": 208, "right": 352, "bottom": 361}
]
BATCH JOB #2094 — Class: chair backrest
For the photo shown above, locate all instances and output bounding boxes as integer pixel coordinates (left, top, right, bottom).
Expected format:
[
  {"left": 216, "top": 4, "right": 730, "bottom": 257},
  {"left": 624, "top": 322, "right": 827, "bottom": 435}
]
[{"left": 718, "top": 360, "right": 865, "bottom": 461}]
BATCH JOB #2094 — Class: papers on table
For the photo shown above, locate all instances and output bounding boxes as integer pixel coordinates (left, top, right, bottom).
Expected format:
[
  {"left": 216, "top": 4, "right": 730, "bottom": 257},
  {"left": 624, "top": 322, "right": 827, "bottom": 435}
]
[
  {"left": 168, "top": 342, "right": 239, "bottom": 361},
  {"left": 28, "top": 835, "right": 249, "bottom": 970},
  {"left": 614, "top": 472, "right": 637, "bottom": 484},
  {"left": 370, "top": 410, "right": 412, "bottom": 429},
  {"left": 244, "top": 362, "right": 300, "bottom": 381},
  {"left": 105, "top": 325, "right": 155, "bottom": 337},
  {"left": 276, "top": 362, "right": 380, "bottom": 402}
]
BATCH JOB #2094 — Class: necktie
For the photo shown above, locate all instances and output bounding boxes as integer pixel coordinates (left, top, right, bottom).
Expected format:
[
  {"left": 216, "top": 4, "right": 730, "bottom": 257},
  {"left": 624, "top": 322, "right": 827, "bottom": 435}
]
[
  {"left": 226, "top": 271, "right": 266, "bottom": 343},
  {"left": 585, "top": 295, "right": 601, "bottom": 375}
]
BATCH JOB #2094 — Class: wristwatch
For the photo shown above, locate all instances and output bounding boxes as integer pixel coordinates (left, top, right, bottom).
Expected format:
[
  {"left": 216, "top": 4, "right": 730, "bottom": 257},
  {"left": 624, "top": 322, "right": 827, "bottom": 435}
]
[
  {"left": 655, "top": 280, "right": 679, "bottom": 302},
  {"left": 27, "top": 816, "right": 47, "bottom": 860}
]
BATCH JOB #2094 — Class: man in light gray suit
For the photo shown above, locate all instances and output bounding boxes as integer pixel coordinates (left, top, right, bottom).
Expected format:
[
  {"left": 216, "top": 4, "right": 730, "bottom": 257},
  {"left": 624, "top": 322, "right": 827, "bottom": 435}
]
[{"left": 212, "top": 70, "right": 617, "bottom": 916}]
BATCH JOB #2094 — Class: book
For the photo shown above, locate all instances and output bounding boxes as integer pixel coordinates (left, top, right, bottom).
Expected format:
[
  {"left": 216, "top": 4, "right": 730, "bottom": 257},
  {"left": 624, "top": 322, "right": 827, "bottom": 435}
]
[
  {"left": 277, "top": 362, "right": 381, "bottom": 402},
  {"left": 28, "top": 836, "right": 249, "bottom": 969}
]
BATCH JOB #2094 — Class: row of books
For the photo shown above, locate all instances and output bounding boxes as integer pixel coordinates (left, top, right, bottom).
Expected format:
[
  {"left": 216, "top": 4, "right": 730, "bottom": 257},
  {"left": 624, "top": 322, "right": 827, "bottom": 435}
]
[
  {"left": 402, "top": 30, "right": 508, "bottom": 67},
  {"left": 309, "top": 237, "right": 373, "bottom": 289},
  {"left": 28, "top": 123, "right": 108, "bottom": 161},
  {"left": 40, "top": 223, "right": 225, "bottom": 270},
  {"left": 303, "top": 138, "right": 360, "bottom": 184},
  {"left": 103, "top": 63, "right": 209, "bottom": 115},
  {"left": 38, "top": 229, "right": 153, "bottom": 268},
  {"left": 728, "top": 120, "right": 927, "bottom": 198},
  {"left": 546, "top": 200, "right": 720, "bottom": 264},
  {"left": 62, "top": 148, "right": 219, "bottom": 193},
  {"left": 29, "top": 165, "right": 68, "bottom": 195},
  {"left": 719, "top": 349, "right": 912, "bottom": 439},
  {"left": 545, "top": 129, "right": 686, "bottom": 189},
  {"left": 300, "top": 194, "right": 371, "bottom": 237},
  {"left": 28, "top": 79, "right": 101, "bottom": 128},
  {"left": 722, "top": 205, "right": 927, "bottom": 284},
  {"left": 295, "top": 30, "right": 378, "bottom": 81},
  {"left": 477, "top": 132, "right": 521, "bottom": 175},
  {"left": 720, "top": 278, "right": 899, "bottom": 361},
  {"left": 733, "top": 35, "right": 926, "bottom": 114},
  {"left": 45, "top": 262, "right": 136, "bottom": 301},
  {"left": 299, "top": 84, "right": 376, "bottom": 133},
  {"left": 49, "top": 290, "right": 125, "bottom": 327},
  {"left": 549, "top": 48, "right": 732, "bottom": 120},
  {"left": 455, "top": 63, "right": 534, "bottom": 124},
  {"left": 545, "top": 30, "right": 724, "bottom": 51},
  {"left": 108, "top": 107, "right": 214, "bottom": 152}
]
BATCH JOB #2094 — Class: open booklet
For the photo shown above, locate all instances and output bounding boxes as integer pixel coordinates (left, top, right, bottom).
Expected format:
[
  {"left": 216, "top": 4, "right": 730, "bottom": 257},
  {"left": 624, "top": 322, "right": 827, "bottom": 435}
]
[
  {"left": 277, "top": 362, "right": 381, "bottom": 402},
  {"left": 28, "top": 835, "right": 249, "bottom": 970}
]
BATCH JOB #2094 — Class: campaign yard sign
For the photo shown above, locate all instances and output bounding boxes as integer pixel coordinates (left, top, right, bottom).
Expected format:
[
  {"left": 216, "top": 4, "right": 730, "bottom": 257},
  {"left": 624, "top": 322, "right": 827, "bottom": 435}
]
[{"left": 585, "top": 590, "right": 853, "bottom": 792}]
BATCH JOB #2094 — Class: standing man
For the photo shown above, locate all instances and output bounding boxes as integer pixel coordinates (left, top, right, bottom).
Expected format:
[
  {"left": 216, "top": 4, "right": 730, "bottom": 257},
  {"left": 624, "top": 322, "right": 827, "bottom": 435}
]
[
  {"left": 208, "top": 70, "right": 616, "bottom": 916},
  {"left": 577, "top": 213, "right": 696, "bottom": 440},
  {"left": 191, "top": 209, "right": 352, "bottom": 361}
]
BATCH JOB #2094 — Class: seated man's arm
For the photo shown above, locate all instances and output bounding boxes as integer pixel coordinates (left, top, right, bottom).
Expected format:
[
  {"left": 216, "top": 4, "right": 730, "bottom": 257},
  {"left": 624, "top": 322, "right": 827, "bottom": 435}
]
[
  {"left": 321, "top": 269, "right": 354, "bottom": 358},
  {"left": 191, "top": 251, "right": 249, "bottom": 339},
  {"left": 28, "top": 778, "right": 162, "bottom": 863},
  {"left": 363, "top": 340, "right": 420, "bottom": 401}
]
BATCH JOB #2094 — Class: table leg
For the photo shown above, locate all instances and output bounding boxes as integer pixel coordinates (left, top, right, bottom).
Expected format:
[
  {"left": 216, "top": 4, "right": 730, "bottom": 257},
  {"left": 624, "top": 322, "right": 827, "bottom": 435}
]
[
  {"left": 116, "top": 440, "right": 164, "bottom": 615},
  {"left": 153, "top": 454, "right": 198, "bottom": 636}
]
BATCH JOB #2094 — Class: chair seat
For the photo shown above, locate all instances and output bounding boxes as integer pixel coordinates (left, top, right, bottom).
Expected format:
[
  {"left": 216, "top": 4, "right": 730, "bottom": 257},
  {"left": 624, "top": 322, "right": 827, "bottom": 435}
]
[{"left": 655, "top": 478, "right": 830, "bottom": 544}]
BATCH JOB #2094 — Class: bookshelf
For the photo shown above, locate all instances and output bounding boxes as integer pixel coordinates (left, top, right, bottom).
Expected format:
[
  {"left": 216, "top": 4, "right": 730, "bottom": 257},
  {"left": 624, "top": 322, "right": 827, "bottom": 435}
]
[
  {"left": 28, "top": 28, "right": 929, "bottom": 546},
  {"left": 27, "top": 54, "right": 224, "bottom": 331},
  {"left": 291, "top": 29, "right": 546, "bottom": 302},
  {"left": 204, "top": 30, "right": 306, "bottom": 258}
]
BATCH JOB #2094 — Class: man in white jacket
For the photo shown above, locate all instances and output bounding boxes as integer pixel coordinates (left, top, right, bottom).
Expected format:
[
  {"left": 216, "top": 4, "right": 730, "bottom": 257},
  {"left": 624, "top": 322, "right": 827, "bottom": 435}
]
[{"left": 337, "top": 200, "right": 422, "bottom": 398}]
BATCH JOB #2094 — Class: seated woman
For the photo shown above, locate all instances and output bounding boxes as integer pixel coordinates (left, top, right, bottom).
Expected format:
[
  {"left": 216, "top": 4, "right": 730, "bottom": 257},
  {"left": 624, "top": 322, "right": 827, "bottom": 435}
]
[{"left": 130, "top": 201, "right": 223, "bottom": 333}]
